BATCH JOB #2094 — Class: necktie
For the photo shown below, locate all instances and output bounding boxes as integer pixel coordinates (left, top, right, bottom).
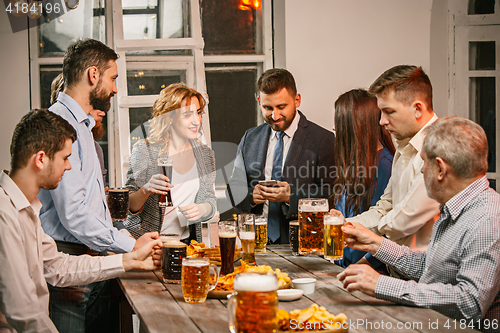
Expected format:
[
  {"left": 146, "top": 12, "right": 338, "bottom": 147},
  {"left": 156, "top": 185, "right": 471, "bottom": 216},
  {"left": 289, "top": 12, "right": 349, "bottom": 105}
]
[{"left": 268, "top": 131, "right": 285, "bottom": 242}]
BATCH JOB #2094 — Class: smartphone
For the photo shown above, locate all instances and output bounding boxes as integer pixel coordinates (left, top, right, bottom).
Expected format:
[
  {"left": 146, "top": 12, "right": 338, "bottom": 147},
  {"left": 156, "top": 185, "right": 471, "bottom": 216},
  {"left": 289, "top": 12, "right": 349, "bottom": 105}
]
[{"left": 258, "top": 180, "right": 278, "bottom": 187}]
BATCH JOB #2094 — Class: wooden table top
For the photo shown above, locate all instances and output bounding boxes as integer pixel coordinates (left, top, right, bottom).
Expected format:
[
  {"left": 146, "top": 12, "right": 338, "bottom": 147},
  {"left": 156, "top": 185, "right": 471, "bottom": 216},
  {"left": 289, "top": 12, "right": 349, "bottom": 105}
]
[{"left": 118, "top": 245, "right": 478, "bottom": 333}]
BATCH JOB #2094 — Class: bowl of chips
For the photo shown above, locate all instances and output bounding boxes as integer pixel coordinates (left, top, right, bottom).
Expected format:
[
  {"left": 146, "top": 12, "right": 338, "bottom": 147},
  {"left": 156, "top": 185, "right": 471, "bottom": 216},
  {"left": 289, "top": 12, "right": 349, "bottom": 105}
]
[
  {"left": 207, "top": 261, "right": 292, "bottom": 299},
  {"left": 186, "top": 240, "right": 241, "bottom": 264},
  {"left": 278, "top": 304, "right": 348, "bottom": 332}
]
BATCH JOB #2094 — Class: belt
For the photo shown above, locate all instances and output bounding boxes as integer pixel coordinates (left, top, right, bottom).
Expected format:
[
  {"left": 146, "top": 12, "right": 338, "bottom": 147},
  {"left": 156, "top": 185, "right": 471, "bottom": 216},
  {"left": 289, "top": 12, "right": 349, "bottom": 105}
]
[{"left": 55, "top": 240, "right": 107, "bottom": 256}]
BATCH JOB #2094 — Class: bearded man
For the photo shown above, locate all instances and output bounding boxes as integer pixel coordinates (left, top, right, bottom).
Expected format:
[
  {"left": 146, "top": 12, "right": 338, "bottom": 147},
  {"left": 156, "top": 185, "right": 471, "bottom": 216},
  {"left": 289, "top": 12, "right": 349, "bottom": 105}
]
[{"left": 38, "top": 39, "right": 158, "bottom": 333}]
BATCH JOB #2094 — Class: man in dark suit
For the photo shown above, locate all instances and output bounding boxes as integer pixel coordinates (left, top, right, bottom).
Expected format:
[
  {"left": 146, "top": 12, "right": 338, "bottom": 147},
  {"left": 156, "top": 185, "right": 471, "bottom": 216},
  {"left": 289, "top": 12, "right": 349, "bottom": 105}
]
[{"left": 227, "top": 68, "right": 336, "bottom": 244}]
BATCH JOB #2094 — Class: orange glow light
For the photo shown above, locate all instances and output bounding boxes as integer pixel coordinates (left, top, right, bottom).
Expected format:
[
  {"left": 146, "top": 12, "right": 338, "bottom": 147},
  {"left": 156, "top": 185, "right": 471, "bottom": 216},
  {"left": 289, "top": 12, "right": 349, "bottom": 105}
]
[{"left": 238, "top": 0, "right": 260, "bottom": 11}]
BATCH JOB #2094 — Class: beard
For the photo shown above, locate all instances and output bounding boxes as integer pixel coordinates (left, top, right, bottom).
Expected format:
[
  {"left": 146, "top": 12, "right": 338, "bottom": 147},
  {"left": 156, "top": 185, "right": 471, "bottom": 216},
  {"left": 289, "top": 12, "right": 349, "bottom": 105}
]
[
  {"left": 89, "top": 83, "right": 113, "bottom": 112},
  {"left": 92, "top": 121, "right": 106, "bottom": 141},
  {"left": 265, "top": 114, "right": 294, "bottom": 132}
]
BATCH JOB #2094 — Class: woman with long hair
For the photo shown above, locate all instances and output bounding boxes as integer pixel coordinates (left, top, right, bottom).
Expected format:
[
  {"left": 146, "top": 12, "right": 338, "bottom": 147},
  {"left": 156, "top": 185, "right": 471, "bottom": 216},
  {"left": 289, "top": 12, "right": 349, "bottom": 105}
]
[
  {"left": 331, "top": 89, "right": 395, "bottom": 271},
  {"left": 124, "top": 83, "right": 216, "bottom": 243}
]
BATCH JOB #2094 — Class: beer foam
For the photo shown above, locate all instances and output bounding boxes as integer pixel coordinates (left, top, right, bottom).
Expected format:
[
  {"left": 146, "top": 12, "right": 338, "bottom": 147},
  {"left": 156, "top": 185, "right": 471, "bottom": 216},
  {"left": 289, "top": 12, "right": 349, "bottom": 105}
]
[
  {"left": 239, "top": 231, "right": 255, "bottom": 240},
  {"left": 298, "top": 203, "right": 328, "bottom": 212},
  {"left": 324, "top": 215, "right": 344, "bottom": 225},
  {"left": 234, "top": 273, "right": 278, "bottom": 292},
  {"left": 182, "top": 259, "right": 209, "bottom": 267},
  {"left": 108, "top": 188, "right": 128, "bottom": 192},
  {"left": 219, "top": 231, "right": 237, "bottom": 238}
]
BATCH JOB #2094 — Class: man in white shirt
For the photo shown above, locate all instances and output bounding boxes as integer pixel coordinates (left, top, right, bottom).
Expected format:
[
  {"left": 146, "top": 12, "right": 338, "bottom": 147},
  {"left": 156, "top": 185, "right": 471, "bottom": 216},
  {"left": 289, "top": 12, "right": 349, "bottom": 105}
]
[
  {"left": 0, "top": 110, "right": 162, "bottom": 333},
  {"left": 345, "top": 65, "right": 440, "bottom": 275}
]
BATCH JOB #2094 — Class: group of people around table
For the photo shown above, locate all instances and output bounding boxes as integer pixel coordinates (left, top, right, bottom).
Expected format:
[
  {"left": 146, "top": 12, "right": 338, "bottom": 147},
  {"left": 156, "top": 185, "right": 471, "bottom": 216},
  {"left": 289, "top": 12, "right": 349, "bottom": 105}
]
[{"left": 0, "top": 38, "right": 498, "bottom": 333}]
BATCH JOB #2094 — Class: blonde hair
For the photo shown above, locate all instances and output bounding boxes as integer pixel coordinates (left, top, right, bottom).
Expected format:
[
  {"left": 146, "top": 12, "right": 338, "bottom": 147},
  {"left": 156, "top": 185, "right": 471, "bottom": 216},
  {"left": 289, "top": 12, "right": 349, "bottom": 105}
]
[{"left": 147, "top": 83, "right": 206, "bottom": 157}]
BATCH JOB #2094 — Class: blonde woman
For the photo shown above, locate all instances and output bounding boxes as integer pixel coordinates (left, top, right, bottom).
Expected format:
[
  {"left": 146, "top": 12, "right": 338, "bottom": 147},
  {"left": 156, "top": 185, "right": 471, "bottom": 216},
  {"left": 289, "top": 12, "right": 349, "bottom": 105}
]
[{"left": 124, "top": 83, "right": 216, "bottom": 242}]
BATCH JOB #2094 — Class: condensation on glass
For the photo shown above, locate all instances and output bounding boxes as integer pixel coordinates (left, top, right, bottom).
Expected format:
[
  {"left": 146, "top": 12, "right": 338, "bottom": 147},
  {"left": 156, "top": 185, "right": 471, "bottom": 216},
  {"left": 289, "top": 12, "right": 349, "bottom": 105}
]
[
  {"left": 38, "top": 0, "right": 106, "bottom": 57},
  {"left": 468, "top": 0, "right": 495, "bottom": 15},
  {"left": 201, "top": 0, "right": 263, "bottom": 55},
  {"left": 469, "top": 41, "right": 496, "bottom": 70},
  {"left": 469, "top": 77, "right": 496, "bottom": 173}
]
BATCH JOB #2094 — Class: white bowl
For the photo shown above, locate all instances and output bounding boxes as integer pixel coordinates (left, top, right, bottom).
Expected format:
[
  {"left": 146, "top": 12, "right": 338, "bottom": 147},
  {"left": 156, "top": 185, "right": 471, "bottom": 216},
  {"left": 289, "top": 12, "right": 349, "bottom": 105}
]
[
  {"left": 277, "top": 289, "right": 303, "bottom": 301},
  {"left": 292, "top": 278, "right": 316, "bottom": 295}
]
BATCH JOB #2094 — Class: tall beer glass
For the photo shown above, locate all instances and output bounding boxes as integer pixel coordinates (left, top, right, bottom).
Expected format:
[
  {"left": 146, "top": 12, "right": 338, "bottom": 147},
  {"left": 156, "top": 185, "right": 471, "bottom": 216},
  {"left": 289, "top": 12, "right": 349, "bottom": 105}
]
[
  {"left": 157, "top": 156, "right": 173, "bottom": 207},
  {"left": 289, "top": 220, "right": 300, "bottom": 256},
  {"left": 219, "top": 221, "right": 237, "bottom": 275},
  {"left": 181, "top": 257, "right": 219, "bottom": 303},
  {"left": 323, "top": 212, "right": 345, "bottom": 260},
  {"left": 254, "top": 215, "right": 268, "bottom": 253},
  {"left": 107, "top": 188, "right": 129, "bottom": 222},
  {"left": 160, "top": 234, "right": 186, "bottom": 284},
  {"left": 298, "top": 198, "right": 328, "bottom": 256},
  {"left": 227, "top": 273, "right": 279, "bottom": 333},
  {"left": 237, "top": 214, "right": 256, "bottom": 266}
]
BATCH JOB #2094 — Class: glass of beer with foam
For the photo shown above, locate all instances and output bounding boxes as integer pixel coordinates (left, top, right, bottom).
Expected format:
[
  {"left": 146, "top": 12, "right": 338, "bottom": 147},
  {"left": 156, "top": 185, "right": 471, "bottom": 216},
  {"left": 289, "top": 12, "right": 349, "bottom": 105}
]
[
  {"left": 181, "top": 257, "right": 219, "bottom": 303},
  {"left": 323, "top": 212, "right": 345, "bottom": 260},
  {"left": 298, "top": 198, "right": 328, "bottom": 256},
  {"left": 227, "top": 273, "right": 279, "bottom": 333},
  {"left": 219, "top": 221, "right": 237, "bottom": 275},
  {"left": 254, "top": 215, "right": 268, "bottom": 253},
  {"left": 237, "top": 214, "right": 256, "bottom": 266}
]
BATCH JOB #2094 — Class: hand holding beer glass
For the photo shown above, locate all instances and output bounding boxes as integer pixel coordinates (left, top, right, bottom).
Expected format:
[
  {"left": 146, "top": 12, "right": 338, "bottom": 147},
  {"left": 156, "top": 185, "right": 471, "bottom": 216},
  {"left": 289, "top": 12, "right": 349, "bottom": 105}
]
[
  {"left": 323, "top": 212, "right": 345, "bottom": 260},
  {"left": 254, "top": 215, "right": 268, "bottom": 253},
  {"left": 107, "top": 188, "right": 129, "bottom": 223},
  {"left": 157, "top": 156, "right": 173, "bottom": 207},
  {"left": 219, "top": 221, "right": 237, "bottom": 275},
  {"left": 298, "top": 198, "right": 328, "bottom": 256},
  {"left": 237, "top": 214, "right": 256, "bottom": 266},
  {"left": 181, "top": 257, "right": 219, "bottom": 303},
  {"left": 227, "top": 273, "right": 279, "bottom": 333}
]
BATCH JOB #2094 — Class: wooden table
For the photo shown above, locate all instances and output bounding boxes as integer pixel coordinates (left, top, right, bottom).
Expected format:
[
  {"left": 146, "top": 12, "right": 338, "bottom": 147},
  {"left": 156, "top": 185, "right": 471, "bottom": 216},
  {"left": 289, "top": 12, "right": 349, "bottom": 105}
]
[{"left": 117, "top": 245, "right": 478, "bottom": 333}]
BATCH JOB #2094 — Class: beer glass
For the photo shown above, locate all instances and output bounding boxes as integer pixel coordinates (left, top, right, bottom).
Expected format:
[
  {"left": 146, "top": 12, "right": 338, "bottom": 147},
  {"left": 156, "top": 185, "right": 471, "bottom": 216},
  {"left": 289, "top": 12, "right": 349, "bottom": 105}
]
[
  {"left": 237, "top": 214, "right": 256, "bottom": 266},
  {"left": 298, "top": 198, "right": 328, "bottom": 256},
  {"left": 160, "top": 234, "right": 187, "bottom": 284},
  {"left": 219, "top": 221, "right": 237, "bottom": 275},
  {"left": 254, "top": 215, "right": 268, "bottom": 253},
  {"left": 323, "top": 212, "right": 345, "bottom": 260},
  {"left": 227, "top": 273, "right": 279, "bottom": 333},
  {"left": 106, "top": 188, "right": 129, "bottom": 222},
  {"left": 157, "top": 156, "right": 173, "bottom": 207},
  {"left": 289, "top": 220, "right": 299, "bottom": 256},
  {"left": 181, "top": 257, "right": 219, "bottom": 303}
]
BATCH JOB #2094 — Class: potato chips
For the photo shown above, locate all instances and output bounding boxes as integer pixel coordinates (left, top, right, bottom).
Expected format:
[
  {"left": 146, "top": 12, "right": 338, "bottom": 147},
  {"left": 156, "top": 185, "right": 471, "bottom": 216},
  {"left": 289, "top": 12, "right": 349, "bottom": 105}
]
[
  {"left": 187, "top": 240, "right": 241, "bottom": 262},
  {"left": 278, "top": 304, "right": 348, "bottom": 331}
]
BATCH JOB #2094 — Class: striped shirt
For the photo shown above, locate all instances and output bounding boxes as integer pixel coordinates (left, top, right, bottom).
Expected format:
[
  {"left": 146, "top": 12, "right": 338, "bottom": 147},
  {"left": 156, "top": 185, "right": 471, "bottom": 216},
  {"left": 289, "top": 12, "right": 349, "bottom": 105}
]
[{"left": 374, "top": 176, "right": 500, "bottom": 332}]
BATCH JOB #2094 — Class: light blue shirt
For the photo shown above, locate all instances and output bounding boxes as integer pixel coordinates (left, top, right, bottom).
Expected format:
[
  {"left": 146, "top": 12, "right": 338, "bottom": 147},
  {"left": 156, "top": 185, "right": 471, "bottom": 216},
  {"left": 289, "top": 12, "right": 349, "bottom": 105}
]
[{"left": 38, "top": 93, "right": 135, "bottom": 253}]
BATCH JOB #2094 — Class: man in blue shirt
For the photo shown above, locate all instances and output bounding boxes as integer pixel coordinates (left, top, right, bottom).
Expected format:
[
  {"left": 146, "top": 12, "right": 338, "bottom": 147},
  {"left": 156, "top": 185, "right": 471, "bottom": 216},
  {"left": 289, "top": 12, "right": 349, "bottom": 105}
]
[{"left": 38, "top": 39, "right": 158, "bottom": 333}]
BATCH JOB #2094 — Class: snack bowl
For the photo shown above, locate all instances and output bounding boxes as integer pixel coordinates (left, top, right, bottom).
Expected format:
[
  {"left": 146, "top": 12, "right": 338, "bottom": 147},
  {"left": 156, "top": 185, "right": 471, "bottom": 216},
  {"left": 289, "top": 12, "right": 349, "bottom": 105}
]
[
  {"left": 292, "top": 278, "right": 316, "bottom": 295},
  {"left": 277, "top": 288, "right": 303, "bottom": 301}
]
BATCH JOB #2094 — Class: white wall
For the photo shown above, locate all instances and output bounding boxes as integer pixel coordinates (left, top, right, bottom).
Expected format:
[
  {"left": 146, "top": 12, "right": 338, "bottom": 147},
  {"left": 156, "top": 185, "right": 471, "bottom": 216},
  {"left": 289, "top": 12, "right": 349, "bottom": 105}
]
[
  {"left": 0, "top": 11, "right": 30, "bottom": 171},
  {"left": 283, "top": 0, "right": 448, "bottom": 130}
]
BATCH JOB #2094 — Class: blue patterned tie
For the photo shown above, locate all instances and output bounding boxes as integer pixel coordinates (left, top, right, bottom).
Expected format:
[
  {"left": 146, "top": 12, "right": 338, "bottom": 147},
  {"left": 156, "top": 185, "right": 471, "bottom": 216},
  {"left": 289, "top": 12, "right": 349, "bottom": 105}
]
[{"left": 268, "top": 131, "right": 285, "bottom": 242}]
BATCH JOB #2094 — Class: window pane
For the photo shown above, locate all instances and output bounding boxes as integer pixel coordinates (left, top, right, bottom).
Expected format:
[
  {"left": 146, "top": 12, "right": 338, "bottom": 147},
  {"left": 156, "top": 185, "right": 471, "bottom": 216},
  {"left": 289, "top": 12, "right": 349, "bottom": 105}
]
[
  {"left": 206, "top": 64, "right": 258, "bottom": 145},
  {"left": 39, "top": 0, "right": 105, "bottom": 56},
  {"left": 470, "top": 77, "right": 496, "bottom": 172},
  {"left": 201, "top": 0, "right": 262, "bottom": 55},
  {"left": 489, "top": 179, "right": 497, "bottom": 191},
  {"left": 122, "top": 0, "right": 190, "bottom": 40},
  {"left": 469, "top": 41, "right": 496, "bottom": 70},
  {"left": 129, "top": 107, "right": 154, "bottom": 149},
  {"left": 127, "top": 69, "right": 185, "bottom": 96},
  {"left": 468, "top": 0, "right": 495, "bottom": 15},
  {"left": 39, "top": 66, "right": 62, "bottom": 108}
]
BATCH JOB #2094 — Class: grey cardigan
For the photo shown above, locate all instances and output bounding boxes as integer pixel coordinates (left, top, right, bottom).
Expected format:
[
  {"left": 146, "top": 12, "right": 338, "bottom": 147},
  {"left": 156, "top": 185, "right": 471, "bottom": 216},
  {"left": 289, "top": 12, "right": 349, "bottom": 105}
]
[{"left": 124, "top": 139, "right": 216, "bottom": 241}]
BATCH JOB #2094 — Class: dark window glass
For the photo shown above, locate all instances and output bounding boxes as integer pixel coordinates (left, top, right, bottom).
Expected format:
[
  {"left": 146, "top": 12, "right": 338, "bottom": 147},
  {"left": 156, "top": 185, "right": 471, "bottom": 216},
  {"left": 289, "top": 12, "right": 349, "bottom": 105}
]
[
  {"left": 470, "top": 77, "right": 496, "bottom": 172},
  {"left": 489, "top": 179, "right": 497, "bottom": 191},
  {"left": 39, "top": 67, "right": 62, "bottom": 108},
  {"left": 468, "top": 0, "right": 495, "bottom": 15},
  {"left": 127, "top": 70, "right": 184, "bottom": 96},
  {"left": 469, "top": 41, "right": 496, "bottom": 70},
  {"left": 201, "top": 0, "right": 262, "bottom": 55},
  {"left": 129, "top": 107, "right": 154, "bottom": 150}
]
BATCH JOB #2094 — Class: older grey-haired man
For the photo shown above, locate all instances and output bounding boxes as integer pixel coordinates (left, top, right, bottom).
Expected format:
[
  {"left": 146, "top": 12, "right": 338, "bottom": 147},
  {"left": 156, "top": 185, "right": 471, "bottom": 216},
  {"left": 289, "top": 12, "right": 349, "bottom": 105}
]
[{"left": 337, "top": 116, "right": 500, "bottom": 332}]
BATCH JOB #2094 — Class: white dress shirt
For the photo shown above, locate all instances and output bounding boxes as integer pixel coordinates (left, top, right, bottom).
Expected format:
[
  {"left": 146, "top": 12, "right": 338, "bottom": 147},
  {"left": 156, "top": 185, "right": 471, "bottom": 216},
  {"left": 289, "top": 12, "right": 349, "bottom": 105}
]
[
  {"left": 347, "top": 114, "right": 440, "bottom": 250},
  {"left": 0, "top": 172, "right": 124, "bottom": 333},
  {"left": 262, "top": 111, "right": 300, "bottom": 216}
]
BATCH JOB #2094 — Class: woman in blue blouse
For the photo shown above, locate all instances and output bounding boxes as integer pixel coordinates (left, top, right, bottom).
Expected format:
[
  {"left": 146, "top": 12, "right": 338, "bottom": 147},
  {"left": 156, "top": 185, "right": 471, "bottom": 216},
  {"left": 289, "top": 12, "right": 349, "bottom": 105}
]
[{"left": 330, "top": 89, "right": 395, "bottom": 272}]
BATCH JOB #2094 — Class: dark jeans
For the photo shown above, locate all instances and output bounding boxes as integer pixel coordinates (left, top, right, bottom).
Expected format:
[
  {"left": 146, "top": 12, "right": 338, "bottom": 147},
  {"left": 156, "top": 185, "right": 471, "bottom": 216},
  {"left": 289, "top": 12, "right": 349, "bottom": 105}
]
[{"left": 48, "top": 280, "right": 111, "bottom": 333}]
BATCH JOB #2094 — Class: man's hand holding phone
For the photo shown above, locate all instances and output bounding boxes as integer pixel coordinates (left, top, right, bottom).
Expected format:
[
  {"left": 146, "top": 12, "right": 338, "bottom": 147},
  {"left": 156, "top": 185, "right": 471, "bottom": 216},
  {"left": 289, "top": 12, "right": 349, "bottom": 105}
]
[{"left": 252, "top": 180, "right": 291, "bottom": 204}]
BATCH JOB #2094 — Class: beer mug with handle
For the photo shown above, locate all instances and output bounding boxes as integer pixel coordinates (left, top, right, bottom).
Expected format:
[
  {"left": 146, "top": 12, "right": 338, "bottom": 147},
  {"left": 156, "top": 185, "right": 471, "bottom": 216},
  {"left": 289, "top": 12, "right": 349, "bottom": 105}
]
[
  {"left": 298, "top": 198, "right": 328, "bottom": 256},
  {"left": 227, "top": 273, "right": 279, "bottom": 333},
  {"left": 181, "top": 257, "right": 219, "bottom": 303}
]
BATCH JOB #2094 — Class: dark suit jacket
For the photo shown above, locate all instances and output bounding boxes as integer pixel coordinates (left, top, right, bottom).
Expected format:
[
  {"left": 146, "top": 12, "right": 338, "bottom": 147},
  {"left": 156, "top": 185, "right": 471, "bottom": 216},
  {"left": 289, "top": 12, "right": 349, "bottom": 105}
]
[{"left": 227, "top": 111, "right": 336, "bottom": 243}]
